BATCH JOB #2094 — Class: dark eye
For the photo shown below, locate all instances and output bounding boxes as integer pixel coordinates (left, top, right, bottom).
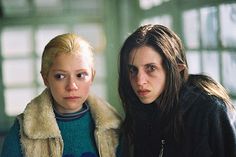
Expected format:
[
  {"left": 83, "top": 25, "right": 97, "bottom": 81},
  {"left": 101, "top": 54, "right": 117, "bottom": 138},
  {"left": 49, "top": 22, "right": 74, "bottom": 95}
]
[
  {"left": 146, "top": 64, "right": 157, "bottom": 72},
  {"left": 77, "top": 72, "right": 88, "bottom": 79},
  {"left": 54, "top": 73, "right": 65, "bottom": 80},
  {"left": 128, "top": 65, "right": 138, "bottom": 76}
]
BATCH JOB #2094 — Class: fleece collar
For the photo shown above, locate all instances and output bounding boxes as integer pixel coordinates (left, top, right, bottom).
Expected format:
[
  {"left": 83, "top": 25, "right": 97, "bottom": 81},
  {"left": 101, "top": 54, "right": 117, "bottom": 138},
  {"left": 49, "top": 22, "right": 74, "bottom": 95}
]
[{"left": 21, "top": 89, "right": 121, "bottom": 139}]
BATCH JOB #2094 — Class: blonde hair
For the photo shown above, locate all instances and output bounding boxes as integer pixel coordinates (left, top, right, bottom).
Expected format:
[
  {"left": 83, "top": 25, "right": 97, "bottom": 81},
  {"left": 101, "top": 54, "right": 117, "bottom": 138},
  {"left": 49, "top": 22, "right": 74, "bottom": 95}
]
[{"left": 41, "top": 33, "right": 94, "bottom": 77}]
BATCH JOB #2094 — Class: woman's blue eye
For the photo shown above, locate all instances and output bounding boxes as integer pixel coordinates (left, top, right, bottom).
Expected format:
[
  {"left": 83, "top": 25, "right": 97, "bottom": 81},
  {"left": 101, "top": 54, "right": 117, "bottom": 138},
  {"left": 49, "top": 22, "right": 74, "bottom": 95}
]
[{"left": 54, "top": 74, "right": 65, "bottom": 79}]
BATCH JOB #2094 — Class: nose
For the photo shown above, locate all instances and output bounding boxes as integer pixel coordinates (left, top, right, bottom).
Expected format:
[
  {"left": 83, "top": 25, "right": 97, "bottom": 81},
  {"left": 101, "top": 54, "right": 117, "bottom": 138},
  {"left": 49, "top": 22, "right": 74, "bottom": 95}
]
[
  {"left": 66, "top": 77, "right": 78, "bottom": 91},
  {"left": 136, "top": 70, "right": 147, "bottom": 86}
]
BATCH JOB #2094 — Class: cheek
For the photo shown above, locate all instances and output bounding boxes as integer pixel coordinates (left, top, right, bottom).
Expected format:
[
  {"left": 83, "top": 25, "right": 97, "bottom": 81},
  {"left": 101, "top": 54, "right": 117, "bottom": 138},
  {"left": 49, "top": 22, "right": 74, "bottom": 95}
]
[
  {"left": 47, "top": 80, "right": 62, "bottom": 89},
  {"left": 157, "top": 75, "right": 166, "bottom": 92},
  {"left": 80, "top": 82, "right": 92, "bottom": 91},
  {"left": 47, "top": 81, "right": 65, "bottom": 97},
  {"left": 49, "top": 83, "right": 64, "bottom": 96},
  {"left": 129, "top": 77, "right": 136, "bottom": 88}
]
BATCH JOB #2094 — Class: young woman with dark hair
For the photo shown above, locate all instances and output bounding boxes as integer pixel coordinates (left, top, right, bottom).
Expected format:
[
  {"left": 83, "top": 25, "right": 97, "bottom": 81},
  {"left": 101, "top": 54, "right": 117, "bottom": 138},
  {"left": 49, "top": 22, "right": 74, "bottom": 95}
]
[{"left": 118, "top": 24, "right": 236, "bottom": 157}]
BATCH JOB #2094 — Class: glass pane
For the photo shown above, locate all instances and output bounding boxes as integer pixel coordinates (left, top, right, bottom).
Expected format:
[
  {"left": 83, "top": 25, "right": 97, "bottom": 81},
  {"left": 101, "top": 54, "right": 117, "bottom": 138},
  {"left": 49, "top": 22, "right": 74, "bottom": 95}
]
[
  {"left": 74, "top": 23, "right": 106, "bottom": 53},
  {"left": 139, "top": 0, "right": 167, "bottom": 10},
  {"left": 222, "top": 52, "right": 236, "bottom": 94},
  {"left": 200, "top": 7, "right": 218, "bottom": 48},
  {"left": 1, "top": 0, "right": 30, "bottom": 16},
  {"left": 94, "top": 54, "right": 106, "bottom": 79},
  {"left": 35, "top": 25, "right": 67, "bottom": 56},
  {"left": 3, "top": 59, "right": 34, "bottom": 86},
  {"left": 1, "top": 26, "right": 32, "bottom": 57},
  {"left": 233, "top": 100, "right": 236, "bottom": 107},
  {"left": 91, "top": 84, "right": 107, "bottom": 100},
  {"left": 202, "top": 51, "right": 220, "bottom": 82},
  {"left": 66, "top": 0, "right": 103, "bottom": 11},
  {"left": 141, "top": 15, "right": 172, "bottom": 29},
  {"left": 4, "top": 88, "right": 35, "bottom": 116},
  {"left": 34, "top": 0, "right": 62, "bottom": 7},
  {"left": 34, "top": 0, "right": 63, "bottom": 12},
  {"left": 220, "top": 3, "right": 236, "bottom": 48},
  {"left": 186, "top": 51, "right": 201, "bottom": 74},
  {"left": 183, "top": 10, "right": 200, "bottom": 49},
  {"left": 37, "top": 58, "right": 44, "bottom": 86}
]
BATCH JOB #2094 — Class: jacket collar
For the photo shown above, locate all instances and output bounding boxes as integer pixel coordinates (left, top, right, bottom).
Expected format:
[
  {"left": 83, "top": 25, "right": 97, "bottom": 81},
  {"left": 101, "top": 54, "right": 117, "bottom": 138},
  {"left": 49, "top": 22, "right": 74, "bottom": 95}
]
[
  {"left": 88, "top": 93, "right": 122, "bottom": 130},
  {"left": 21, "top": 89, "right": 121, "bottom": 139}
]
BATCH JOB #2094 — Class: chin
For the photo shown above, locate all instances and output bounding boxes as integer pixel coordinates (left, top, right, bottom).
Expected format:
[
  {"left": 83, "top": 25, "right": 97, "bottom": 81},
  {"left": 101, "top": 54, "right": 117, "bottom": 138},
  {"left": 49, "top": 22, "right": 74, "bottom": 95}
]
[{"left": 140, "top": 99, "right": 155, "bottom": 104}]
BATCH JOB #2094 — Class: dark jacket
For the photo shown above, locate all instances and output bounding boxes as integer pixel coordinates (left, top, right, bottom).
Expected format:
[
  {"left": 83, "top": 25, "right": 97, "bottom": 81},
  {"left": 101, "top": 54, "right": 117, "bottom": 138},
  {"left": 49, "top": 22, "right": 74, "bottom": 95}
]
[
  {"left": 178, "top": 85, "right": 236, "bottom": 157},
  {"left": 121, "top": 84, "right": 236, "bottom": 157}
]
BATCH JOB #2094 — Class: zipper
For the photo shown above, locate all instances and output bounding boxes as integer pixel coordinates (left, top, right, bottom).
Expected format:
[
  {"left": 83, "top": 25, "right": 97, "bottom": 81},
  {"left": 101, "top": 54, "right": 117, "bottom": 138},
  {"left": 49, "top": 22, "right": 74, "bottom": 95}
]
[{"left": 158, "top": 140, "right": 166, "bottom": 157}]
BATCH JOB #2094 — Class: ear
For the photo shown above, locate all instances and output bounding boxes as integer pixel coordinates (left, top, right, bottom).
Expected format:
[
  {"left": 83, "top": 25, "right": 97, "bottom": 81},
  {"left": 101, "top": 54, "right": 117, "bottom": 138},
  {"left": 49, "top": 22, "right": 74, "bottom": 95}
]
[
  {"left": 178, "top": 64, "right": 186, "bottom": 72},
  {"left": 41, "top": 72, "right": 49, "bottom": 87},
  {"left": 91, "top": 69, "right": 96, "bottom": 82}
]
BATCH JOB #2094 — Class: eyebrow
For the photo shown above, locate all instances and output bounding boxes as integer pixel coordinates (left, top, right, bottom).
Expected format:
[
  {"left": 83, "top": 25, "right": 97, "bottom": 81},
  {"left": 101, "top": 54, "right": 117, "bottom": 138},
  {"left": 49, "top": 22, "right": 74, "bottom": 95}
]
[
  {"left": 128, "top": 62, "right": 157, "bottom": 67},
  {"left": 51, "top": 69, "right": 90, "bottom": 73}
]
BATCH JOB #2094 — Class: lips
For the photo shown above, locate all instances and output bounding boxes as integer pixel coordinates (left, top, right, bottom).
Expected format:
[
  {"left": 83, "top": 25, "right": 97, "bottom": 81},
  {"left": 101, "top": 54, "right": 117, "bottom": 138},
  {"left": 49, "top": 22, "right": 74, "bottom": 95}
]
[
  {"left": 137, "top": 89, "right": 150, "bottom": 97},
  {"left": 64, "top": 96, "right": 80, "bottom": 100}
]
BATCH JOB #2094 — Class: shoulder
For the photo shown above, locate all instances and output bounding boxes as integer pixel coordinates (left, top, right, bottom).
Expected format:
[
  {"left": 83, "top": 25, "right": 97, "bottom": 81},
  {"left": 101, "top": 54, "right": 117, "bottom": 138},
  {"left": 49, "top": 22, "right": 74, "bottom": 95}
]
[
  {"left": 196, "top": 89, "right": 228, "bottom": 113},
  {"left": 181, "top": 77, "right": 227, "bottom": 110},
  {"left": 1, "top": 119, "right": 22, "bottom": 157},
  {"left": 180, "top": 83, "right": 230, "bottom": 122},
  {"left": 185, "top": 85, "right": 235, "bottom": 127},
  {"left": 184, "top": 74, "right": 232, "bottom": 113}
]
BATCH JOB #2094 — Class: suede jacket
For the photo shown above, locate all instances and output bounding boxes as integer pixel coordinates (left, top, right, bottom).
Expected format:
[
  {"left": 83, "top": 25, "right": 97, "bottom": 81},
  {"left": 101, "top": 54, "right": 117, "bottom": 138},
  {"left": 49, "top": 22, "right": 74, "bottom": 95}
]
[{"left": 17, "top": 89, "right": 122, "bottom": 157}]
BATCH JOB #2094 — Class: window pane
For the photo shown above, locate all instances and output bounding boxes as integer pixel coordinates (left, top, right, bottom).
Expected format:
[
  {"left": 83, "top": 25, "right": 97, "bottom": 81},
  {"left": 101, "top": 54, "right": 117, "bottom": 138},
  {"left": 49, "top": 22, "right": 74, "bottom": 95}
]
[
  {"left": 34, "top": 0, "right": 63, "bottom": 13},
  {"left": 37, "top": 58, "right": 44, "bottom": 86},
  {"left": 5, "top": 88, "right": 35, "bottom": 116},
  {"left": 200, "top": 7, "right": 218, "bottom": 48},
  {"left": 91, "top": 84, "right": 107, "bottom": 100},
  {"left": 66, "top": 0, "right": 103, "bottom": 11},
  {"left": 233, "top": 100, "right": 236, "bottom": 107},
  {"left": 141, "top": 15, "right": 172, "bottom": 29},
  {"left": 74, "top": 23, "right": 106, "bottom": 53},
  {"left": 35, "top": 25, "right": 67, "bottom": 56},
  {"left": 186, "top": 51, "right": 201, "bottom": 74},
  {"left": 34, "top": 0, "right": 62, "bottom": 7},
  {"left": 183, "top": 10, "right": 200, "bottom": 49},
  {"left": 220, "top": 3, "right": 236, "bottom": 48},
  {"left": 1, "top": 0, "right": 30, "bottom": 16},
  {"left": 3, "top": 59, "right": 34, "bottom": 86},
  {"left": 94, "top": 54, "right": 106, "bottom": 79},
  {"left": 222, "top": 52, "right": 236, "bottom": 94},
  {"left": 139, "top": 0, "right": 168, "bottom": 10},
  {"left": 202, "top": 51, "right": 220, "bottom": 82},
  {"left": 1, "top": 26, "right": 32, "bottom": 57}
]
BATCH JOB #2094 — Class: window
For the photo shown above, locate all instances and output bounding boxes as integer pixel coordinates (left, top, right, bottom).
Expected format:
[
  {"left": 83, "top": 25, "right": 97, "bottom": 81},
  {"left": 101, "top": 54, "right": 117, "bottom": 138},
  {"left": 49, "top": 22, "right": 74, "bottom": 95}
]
[
  {"left": 138, "top": 0, "right": 236, "bottom": 104},
  {"left": 1, "top": 26, "right": 36, "bottom": 116}
]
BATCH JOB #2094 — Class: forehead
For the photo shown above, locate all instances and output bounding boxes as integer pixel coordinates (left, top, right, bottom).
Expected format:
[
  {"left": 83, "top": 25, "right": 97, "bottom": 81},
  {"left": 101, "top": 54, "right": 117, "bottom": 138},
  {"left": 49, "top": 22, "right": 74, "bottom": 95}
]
[
  {"left": 129, "top": 46, "right": 162, "bottom": 66},
  {"left": 52, "top": 53, "right": 92, "bottom": 68}
]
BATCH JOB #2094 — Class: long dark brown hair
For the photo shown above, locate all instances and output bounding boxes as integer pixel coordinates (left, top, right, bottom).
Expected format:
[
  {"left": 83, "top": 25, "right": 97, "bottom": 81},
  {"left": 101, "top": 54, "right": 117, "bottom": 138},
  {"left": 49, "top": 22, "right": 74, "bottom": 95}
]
[{"left": 118, "top": 24, "right": 234, "bottom": 153}]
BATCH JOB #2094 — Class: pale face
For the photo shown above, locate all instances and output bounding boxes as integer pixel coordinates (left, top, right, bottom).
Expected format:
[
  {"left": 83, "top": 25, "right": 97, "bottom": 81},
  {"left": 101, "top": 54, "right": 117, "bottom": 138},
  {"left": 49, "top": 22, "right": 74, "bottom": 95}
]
[
  {"left": 43, "top": 53, "right": 94, "bottom": 113},
  {"left": 128, "top": 46, "right": 166, "bottom": 104}
]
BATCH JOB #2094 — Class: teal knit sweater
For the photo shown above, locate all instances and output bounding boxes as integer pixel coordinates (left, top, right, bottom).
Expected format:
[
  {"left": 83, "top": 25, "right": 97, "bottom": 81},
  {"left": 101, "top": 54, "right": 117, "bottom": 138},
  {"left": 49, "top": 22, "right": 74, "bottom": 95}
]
[{"left": 1, "top": 104, "right": 98, "bottom": 157}]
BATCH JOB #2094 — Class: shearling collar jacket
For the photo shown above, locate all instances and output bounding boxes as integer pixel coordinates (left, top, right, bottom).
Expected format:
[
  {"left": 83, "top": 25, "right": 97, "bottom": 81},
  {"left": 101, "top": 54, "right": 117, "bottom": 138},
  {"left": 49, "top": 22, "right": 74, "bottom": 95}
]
[{"left": 17, "top": 89, "right": 122, "bottom": 157}]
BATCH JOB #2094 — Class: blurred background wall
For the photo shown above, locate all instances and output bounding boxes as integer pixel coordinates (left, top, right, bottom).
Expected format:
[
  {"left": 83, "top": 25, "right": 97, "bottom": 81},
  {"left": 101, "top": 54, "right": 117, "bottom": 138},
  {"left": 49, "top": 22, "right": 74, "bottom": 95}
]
[{"left": 0, "top": 0, "right": 236, "bottom": 152}]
